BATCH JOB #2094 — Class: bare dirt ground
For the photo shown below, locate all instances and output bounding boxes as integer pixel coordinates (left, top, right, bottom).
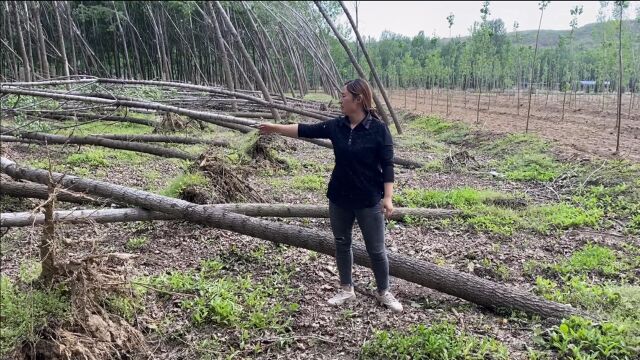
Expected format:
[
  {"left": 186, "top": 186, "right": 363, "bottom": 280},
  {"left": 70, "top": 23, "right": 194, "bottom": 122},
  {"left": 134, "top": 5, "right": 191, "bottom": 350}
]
[{"left": 390, "top": 89, "right": 640, "bottom": 163}]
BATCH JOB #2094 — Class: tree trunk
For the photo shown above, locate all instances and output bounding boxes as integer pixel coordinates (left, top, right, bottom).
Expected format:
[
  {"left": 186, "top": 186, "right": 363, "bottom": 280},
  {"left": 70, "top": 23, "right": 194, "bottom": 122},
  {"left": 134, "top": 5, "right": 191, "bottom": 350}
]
[
  {"left": 213, "top": 1, "right": 281, "bottom": 122},
  {"left": 0, "top": 157, "right": 579, "bottom": 319},
  {"left": 53, "top": 1, "right": 70, "bottom": 83},
  {"left": 112, "top": 1, "right": 131, "bottom": 79},
  {"left": 314, "top": 2, "right": 397, "bottom": 130},
  {"left": 33, "top": 2, "right": 49, "bottom": 78},
  {"left": 12, "top": 1, "right": 31, "bottom": 82},
  {"left": 0, "top": 180, "right": 107, "bottom": 206},
  {"left": 92, "top": 134, "right": 228, "bottom": 146},
  {"left": 526, "top": 7, "right": 545, "bottom": 133},
  {"left": 1, "top": 127, "right": 196, "bottom": 160},
  {"left": 17, "top": 110, "right": 159, "bottom": 127},
  {"left": 205, "top": 2, "right": 236, "bottom": 111},
  {"left": 1, "top": 205, "right": 458, "bottom": 228},
  {"left": 65, "top": 1, "right": 78, "bottom": 76},
  {"left": 339, "top": 1, "right": 402, "bottom": 134},
  {"left": 615, "top": 10, "right": 623, "bottom": 154}
]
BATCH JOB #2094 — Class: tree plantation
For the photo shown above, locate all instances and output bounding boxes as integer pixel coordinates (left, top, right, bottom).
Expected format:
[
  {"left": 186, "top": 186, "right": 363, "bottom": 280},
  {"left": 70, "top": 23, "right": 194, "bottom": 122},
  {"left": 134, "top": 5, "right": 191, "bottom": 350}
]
[{"left": 1, "top": 1, "right": 639, "bottom": 359}]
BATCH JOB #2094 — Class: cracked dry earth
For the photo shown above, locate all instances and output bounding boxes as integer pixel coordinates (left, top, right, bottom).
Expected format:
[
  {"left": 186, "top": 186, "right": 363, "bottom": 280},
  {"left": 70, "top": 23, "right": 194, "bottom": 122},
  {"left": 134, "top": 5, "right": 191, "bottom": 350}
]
[{"left": 1, "top": 113, "right": 638, "bottom": 359}]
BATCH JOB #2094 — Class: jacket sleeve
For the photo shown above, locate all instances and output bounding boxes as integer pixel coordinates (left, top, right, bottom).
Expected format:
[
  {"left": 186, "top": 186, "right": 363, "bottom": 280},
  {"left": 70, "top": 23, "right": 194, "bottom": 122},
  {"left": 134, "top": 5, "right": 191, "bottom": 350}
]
[
  {"left": 298, "top": 119, "right": 334, "bottom": 139},
  {"left": 379, "top": 124, "right": 394, "bottom": 183}
]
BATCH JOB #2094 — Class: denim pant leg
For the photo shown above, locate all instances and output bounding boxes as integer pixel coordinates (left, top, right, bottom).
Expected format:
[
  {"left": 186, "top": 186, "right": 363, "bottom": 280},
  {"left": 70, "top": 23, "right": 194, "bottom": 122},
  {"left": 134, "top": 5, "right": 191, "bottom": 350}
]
[
  {"left": 355, "top": 202, "right": 390, "bottom": 292},
  {"left": 329, "top": 201, "right": 356, "bottom": 286}
]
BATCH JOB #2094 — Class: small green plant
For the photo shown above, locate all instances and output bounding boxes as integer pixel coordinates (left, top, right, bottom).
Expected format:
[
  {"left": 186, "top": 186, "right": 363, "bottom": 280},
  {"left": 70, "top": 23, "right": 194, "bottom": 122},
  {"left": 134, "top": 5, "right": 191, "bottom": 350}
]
[
  {"left": 149, "top": 263, "right": 295, "bottom": 332},
  {"left": 553, "top": 244, "right": 625, "bottom": 277},
  {"left": 538, "top": 316, "right": 638, "bottom": 359},
  {"left": 525, "top": 203, "right": 603, "bottom": 234},
  {"left": 534, "top": 276, "right": 621, "bottom": 311},
  {"left": 360, "top": 322, "right": 509, "bottom": 359},
  {"left": 0, "top": 276, "right": 69, "bottom": 354},
  {"left": 161, "top": 172, "right": 209, "bottom": 198},
  {"left": 65, "top": 149, "right": 109, "bottom": 167},
  {"left": 126, "top": 236, "right": 148, "bottom": 250},
  {"left": 18, "top": 259, "right": 42, "bottom": 284},
  {"left": 292, "top": 174, "right": 325, "bottom": 191}
]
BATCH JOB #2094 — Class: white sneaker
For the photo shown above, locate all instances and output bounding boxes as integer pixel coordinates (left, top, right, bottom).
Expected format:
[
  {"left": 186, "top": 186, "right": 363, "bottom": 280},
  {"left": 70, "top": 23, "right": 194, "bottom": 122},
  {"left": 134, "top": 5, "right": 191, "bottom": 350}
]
[
  {"left": 327, "top": 285, "right": 356, "bottom": 306},
  {"left": 376, "top": 291, "right": 403, "bottom": 313}
]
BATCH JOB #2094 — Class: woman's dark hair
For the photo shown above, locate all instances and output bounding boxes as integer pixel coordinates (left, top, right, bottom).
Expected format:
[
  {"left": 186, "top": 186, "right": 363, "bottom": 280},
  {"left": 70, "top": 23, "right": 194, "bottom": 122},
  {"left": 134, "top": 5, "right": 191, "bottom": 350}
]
[{"left": 344, "top": 78, "right": 380, "bottom": 119}]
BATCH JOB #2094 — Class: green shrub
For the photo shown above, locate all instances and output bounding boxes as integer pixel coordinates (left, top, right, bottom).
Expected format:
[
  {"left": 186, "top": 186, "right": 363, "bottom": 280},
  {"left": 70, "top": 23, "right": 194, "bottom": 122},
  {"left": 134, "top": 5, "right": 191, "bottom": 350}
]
[{"left": 360, "top": 322, "right": 509, "bottom": 359}]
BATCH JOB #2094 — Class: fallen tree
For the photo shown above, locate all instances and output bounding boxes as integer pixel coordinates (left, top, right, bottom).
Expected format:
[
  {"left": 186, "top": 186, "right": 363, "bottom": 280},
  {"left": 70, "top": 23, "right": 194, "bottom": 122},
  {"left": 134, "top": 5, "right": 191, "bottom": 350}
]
[
  {"left": 10, "top": 110, "right": 159, "bottom": 127},
  {"left": 1, "top": 127, "right": 196, "bottom": 160},
  {"left": 0, "top": 87, "right": 424, "bottom": 168},
  {"left": 0, "top": 205, "right": 459, "bottom": 227},
  {"left": 91, "top": 134, "right": 228, "bottom": 146},
  {"left": 0, "top": 180, "right": 107, "bottom": 206},
  {"left": 1, "top": 157, "right": 579, "bottom": 319}
]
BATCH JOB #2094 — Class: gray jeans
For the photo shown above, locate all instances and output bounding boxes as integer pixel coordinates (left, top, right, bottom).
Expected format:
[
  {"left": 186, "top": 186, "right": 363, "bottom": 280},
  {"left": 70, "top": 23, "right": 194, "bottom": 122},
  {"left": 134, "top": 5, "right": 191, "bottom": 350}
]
[{"left": 329, "top": 200, "right": 389, "bottom": 292}]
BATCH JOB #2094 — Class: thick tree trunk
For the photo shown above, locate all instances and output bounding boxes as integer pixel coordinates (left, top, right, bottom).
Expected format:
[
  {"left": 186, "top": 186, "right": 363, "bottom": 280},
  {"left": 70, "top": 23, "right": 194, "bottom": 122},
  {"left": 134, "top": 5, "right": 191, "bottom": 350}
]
[
  {"left": 339, "top": 1, "right": 402, "bottom": 134},
  {"left": 1, "top": 127, "right": 196, "bottom": 160},
  {"left": 1, "top": 180, "right": 107, "bottom": 206},
  {"left": 1, "top": 205, "right": 458, "bottom": 227},
  {"left": 0, "top": 157, "right": 579, "bottom": 319},
  {"left": 92, "top": 134, "right": 228, "bottom": 146},
  {"left": 213, "top": 1, "right": 281, "bottom": 122}
]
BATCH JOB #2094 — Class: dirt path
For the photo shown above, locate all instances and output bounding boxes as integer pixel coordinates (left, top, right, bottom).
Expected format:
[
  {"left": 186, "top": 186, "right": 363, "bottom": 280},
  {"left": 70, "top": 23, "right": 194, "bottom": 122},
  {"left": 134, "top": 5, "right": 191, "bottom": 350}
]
[{"left": 390, "top": 89, "right": 640, "bottom": 162}]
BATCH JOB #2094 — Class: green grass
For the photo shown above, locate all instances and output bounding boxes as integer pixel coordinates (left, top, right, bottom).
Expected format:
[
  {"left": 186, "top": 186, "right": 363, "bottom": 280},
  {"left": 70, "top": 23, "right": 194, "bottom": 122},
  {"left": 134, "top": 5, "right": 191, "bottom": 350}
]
[
  {"left": 57, "top": 121, "right": 152, "bottom": 136},
  {"left": 148, "top": 259, "right": 297, "bottom": 332},
  {"left": 360, "top": 322, "right": 509, "bottom": 359},
  {"left": 291, "top": 174, "right": 326, "bottom": 191},
  {"left": 553, "top": 244, "right": 627, "bottom": 277},
  {"left": 395, "top": 187, "right": 604, "bottom": 236},
  {"left": 303, "top": 92, "right": 335, "bottom": 103},
  {"left": 409, "top": 115, "right": 470, "bottom": 144},
  {"left": 483, "top": 134, "right": 564, "bottom": 182},
  {"left": 65, "top": 149, "right": 110, "bottom": 167},
  {"left": 161, "top": 172, "right": 209, "bottom": 198},
  {"left": 0, "top": 276, "right": 70, "bottom": 355}
]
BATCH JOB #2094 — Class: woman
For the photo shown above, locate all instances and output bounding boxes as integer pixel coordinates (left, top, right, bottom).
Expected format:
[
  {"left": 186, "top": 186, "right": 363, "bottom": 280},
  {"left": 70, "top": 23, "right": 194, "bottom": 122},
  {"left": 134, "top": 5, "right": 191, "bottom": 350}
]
[{"left": 259, "top": 79, "right": 402, "bottom": 312}]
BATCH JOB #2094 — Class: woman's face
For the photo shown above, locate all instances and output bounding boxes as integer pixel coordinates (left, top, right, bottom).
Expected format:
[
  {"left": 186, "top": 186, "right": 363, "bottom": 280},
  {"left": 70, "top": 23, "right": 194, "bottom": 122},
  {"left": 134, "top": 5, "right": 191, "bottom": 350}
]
[{"left": 340, "top": 86, "right": 362, "bottom": 115}]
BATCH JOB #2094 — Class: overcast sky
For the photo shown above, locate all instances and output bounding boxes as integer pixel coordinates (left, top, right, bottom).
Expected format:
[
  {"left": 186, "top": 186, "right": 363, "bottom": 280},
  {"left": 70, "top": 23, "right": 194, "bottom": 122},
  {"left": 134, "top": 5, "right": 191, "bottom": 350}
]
[{"left": 340, "top": 1, "right": 640, "bottom": 39}]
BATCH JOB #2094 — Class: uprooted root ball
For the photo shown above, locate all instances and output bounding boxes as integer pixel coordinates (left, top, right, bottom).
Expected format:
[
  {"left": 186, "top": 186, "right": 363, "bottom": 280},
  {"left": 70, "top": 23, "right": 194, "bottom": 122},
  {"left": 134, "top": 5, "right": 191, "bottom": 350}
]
[
  {"left": 20, "top": 254, "right": 148, "bottom": 360},
  {"left": 193, "top": 151, "right": 266, "bottom": 204}
]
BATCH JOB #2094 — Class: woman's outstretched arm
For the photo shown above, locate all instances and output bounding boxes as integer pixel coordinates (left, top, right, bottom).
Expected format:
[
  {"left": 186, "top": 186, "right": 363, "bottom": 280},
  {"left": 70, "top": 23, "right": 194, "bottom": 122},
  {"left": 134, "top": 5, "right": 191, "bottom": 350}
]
[{"left": 258, "top": 123, "right": 299, "bottom": 138}]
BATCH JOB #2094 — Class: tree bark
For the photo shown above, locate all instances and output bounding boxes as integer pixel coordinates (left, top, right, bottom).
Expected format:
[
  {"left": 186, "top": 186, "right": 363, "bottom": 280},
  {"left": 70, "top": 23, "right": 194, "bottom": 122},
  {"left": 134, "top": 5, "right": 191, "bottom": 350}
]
[
  {"left": 213, "top": 1, "right": 281, "bottom": 122},
  {"left": 1, "top": 180, "right": 107, "bottom": 206},
  {"left": 16, "top": 110, "right": 159, "bottom": 127},
  {"left": 338, "top": 1, "right": 403, "bottom": 134},
  {"left": 33, "top": 2, "right": 49, "bottom": 79},
  {"left": 12, "top": 1, "right": 31, "bottom": 82},
  {"left": 92, "top": 134, "right": 228, "bottom": 147},
  {"left": 205, "top": 2, "right": 237, "bottom": 111},
  {"left": 53, "top": 1, "right": 70, "bottom": 83},
  {"left": 0, "top": 157, "right": 579, "bottom": 319},
  {"left": 112, "top": 1, "right": 131, "bottom": 79},
  {"left": 1, "top": 205, "right": 458, "bottom": 227},
  {"left": 1, "top": 127, "right": 196, "bottom": 160}
]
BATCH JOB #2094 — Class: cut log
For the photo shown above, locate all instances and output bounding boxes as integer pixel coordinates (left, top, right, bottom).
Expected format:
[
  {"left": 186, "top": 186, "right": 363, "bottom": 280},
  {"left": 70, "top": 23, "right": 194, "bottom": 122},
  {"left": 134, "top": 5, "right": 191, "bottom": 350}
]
[
  {"left": 0, "top": 205, "right": 459, "bottom": 227},
  {"left": 92, "top": 134, "right": 228, "bottom": 147},
  {"left": 15, "top": 110, "right": 159, "bottom": 127},
  {"left": 1, "top": 157, "right": 579, "bottom": 319},
  {"left": 1, "top": 127, "right": 196, "bottom": 160},
  {"left": 1, "top": 180, "right": 107, "bottom": 206},
  {"left": 0, "top": 87, "right": 424, "bottom": 168}
]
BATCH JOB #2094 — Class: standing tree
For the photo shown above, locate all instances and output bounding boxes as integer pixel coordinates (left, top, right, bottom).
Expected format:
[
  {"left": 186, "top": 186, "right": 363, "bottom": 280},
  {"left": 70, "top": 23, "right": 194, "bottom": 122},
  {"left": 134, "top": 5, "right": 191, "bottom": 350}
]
[
  {"left": 614, "top": 0, "right": 629, "bottom": 154},
  {"left": 561, "top": 6, "right": 583, "bottom": 121},
  {"left": 525, "top": 1, "right": 550, "bottom": 133}
]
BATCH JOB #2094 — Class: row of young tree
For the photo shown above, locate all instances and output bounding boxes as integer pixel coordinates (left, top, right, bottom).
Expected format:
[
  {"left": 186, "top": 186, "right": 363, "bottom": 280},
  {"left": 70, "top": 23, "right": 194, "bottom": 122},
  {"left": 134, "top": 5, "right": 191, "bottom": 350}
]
[{"left": 332, "top": 1, "right": 639, "bottom": 98}]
